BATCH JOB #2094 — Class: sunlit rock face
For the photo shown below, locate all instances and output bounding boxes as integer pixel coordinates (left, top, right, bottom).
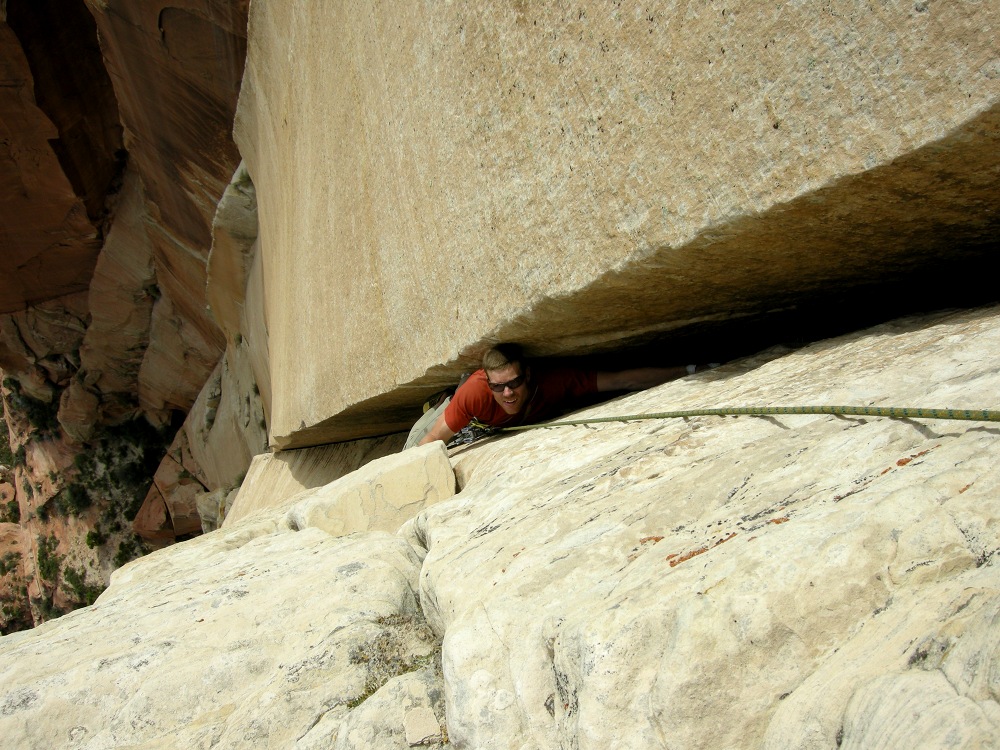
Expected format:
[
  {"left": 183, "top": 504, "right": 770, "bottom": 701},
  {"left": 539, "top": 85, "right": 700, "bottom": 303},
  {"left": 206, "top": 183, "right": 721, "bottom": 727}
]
[
  {"left": 1, "top": 305, "right": 998, "bottom": 748},
  {"left": 234, "top": 0, "right": 1000, "bottom": 447}
]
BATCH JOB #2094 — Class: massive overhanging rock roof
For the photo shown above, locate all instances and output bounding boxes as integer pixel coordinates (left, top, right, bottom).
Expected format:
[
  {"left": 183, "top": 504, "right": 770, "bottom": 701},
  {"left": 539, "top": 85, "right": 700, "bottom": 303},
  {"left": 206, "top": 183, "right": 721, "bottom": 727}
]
[{"left": 234, "top": 1, "right": 1000, "bottom": 448}]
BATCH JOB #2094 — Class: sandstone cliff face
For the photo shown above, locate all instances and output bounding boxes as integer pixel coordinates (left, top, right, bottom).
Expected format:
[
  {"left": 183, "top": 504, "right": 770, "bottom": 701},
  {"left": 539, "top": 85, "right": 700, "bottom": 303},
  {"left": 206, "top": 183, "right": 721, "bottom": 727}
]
[
  {"left": 0, "top": 0, "right": 249, "bottom": 630},
  {"left": 234, "top": 0, "right": 1000, "bottom": 447},
  {"left": 1, "top": 306, "right": 997, "bottom": 748}
]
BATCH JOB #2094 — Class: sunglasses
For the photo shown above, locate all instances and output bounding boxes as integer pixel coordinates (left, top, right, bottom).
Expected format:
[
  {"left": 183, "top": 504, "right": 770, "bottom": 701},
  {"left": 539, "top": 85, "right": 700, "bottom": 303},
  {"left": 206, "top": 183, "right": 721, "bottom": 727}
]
[{"left": 486, "top": 373, "right": 527, "bottom": 393}]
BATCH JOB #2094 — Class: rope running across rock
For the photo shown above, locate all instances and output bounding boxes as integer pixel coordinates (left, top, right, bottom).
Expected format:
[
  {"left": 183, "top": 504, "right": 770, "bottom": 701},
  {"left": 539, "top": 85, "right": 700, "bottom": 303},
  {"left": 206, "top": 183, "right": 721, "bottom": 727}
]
[{"left": 495, "top": 405, "right": 1000, "bottom": 433}]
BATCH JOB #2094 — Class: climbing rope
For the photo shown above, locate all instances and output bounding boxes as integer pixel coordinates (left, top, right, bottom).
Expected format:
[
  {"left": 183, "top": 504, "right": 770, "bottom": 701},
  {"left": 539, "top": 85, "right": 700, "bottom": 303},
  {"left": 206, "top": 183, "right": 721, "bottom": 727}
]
[{"left": 497, "top": 405, "right": 1000, "bottom": 432}]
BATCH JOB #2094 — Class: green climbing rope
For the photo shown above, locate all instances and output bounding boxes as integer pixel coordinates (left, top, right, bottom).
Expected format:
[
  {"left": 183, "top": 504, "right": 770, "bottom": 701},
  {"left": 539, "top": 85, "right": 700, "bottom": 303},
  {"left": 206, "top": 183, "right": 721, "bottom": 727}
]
[{"left": 498, "top": 405, "right": 1000, "bottom": 432}]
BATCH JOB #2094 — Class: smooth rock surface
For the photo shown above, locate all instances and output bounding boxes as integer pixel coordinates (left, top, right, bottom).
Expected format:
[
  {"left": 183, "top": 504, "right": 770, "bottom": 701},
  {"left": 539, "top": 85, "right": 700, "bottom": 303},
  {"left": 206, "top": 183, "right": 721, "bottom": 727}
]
[
  {"left": 0, "top": 1, "right": 120, "bottom": 314},
  {"left": 405, "top": 305, "right": 1000, "bottom": 749},
  {"left": 76, "top": 169, "right": 156, "bottom": 417},
  {"left": 285, "top": 442, "right": 455, "bottom": 538},
  {"left": 224, "top": 433, "right": 405, "bottom": 527},
  {"left": 207, "top": 162, "right": 259, "bottom": 345},
  {"left": 86, "top": 0, "right": 247, "bottom": 419},
  {"left": 235, "top": 0, "right": 1000, "bottom": 447}
]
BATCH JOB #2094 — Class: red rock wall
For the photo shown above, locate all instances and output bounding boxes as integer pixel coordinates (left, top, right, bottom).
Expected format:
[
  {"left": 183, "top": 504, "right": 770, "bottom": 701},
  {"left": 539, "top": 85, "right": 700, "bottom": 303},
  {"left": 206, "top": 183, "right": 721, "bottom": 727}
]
[
  {"left": 0, "top": 0, "right": 251, "bottom": 628},
  {"left": 0, "top": 1, "right": 120, "bottom": 314},
  {"left": 85, "top": 0, "right": 249, "bottom": 417}
]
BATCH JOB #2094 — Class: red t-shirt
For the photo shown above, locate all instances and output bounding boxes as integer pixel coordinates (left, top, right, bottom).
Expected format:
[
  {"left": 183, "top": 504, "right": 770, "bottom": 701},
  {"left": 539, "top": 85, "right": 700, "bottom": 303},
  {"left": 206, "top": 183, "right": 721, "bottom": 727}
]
[{"left": 443, "top": 367, "right": 598, "bottom": 433}]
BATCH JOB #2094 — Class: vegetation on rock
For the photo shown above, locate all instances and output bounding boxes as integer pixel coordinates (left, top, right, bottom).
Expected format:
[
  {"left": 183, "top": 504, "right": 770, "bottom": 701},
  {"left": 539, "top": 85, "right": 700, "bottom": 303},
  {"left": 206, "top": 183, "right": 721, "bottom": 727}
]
[
  {"left": 346, "top": 613, "right": 441, "bottom": 708},
  {"left": 2, "top": 370, "right": 170, "bottom": 630},
  {"left": 62, "top": 564, "right": 105, "bottom": 607},
  {"left": 2, "top": 378, "right": 60, "bottom": 441}
]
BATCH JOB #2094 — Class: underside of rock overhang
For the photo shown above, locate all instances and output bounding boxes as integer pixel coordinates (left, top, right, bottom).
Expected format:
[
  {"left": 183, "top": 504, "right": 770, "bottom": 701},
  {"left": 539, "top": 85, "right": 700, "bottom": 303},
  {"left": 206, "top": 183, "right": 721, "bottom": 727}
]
[{"left": 276, "top": 104, "right": 1000, "bottom": 449}]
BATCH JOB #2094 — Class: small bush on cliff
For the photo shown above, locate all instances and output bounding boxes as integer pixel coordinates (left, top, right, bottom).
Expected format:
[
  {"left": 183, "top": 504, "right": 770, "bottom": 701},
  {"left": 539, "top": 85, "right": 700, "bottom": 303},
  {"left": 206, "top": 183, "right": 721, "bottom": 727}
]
[
  {"left": 0, "top": 427, "right": 13, "bottom": 467},
  {"left": 3, "top": 378, "right": 61, "bottom": 440},
  {"left": 0, "top": 497, "right": 19, "bottom": 524},
  {"left": 53, "top": 483, "right": 92, "bottom": 516},
  {"left": 0, "top": 589, "right": 32, "bottom": 635},
  {"left": 114, "top": 535, "right": 145, "bottom": 568},
  {"left": 62, "top": 565, "right": 105, "bottom": 606},
  {"left": 0, "top": 551, "right": 20, "bottom": 576},
  {"left": 86, "top": 527, "right": 106, "bottom": 548},
  {"left": 36, "top": 534, "right": 61, "bottom": 582},
  {"left": 77, "top": 417, "right": 171, "bottom": 524}
]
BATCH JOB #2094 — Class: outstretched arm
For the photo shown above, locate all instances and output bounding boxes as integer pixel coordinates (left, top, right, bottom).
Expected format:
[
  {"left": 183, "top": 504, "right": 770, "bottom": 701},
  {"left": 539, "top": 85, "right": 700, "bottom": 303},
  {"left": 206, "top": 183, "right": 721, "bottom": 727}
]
[
  {"left": 418, "top": 411, "right": 458, "bottom": 446},
  {"left": 596, "top": 366, "right": 691, "bottom": 393}
]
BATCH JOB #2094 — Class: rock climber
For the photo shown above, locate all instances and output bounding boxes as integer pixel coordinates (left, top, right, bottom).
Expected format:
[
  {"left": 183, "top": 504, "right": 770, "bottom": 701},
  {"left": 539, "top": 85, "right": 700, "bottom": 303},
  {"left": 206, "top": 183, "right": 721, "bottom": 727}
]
[{"left": 406, "top": 343, "right": 713, "bottom": 449}]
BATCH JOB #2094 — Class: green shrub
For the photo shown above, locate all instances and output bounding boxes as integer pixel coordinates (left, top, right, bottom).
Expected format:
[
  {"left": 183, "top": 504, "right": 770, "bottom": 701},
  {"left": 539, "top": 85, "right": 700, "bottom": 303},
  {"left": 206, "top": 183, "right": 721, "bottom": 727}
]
[
  {"left": 85, "top": 528, "right": 106, "bottom": 549},
  {"left": 54, "top": 483, "right": 91, "bottom": 516},
  {"left": 0, "top": 591, "right": 32, "bottom": 635},
  {"left": 4, "top": 380, "right": 60, "bottom": 439},
  {"left": 0, "top": 498, "right": 19, "bottom": 524},
  {"left": 114, "top": 536, "right": 145, "bottom": 568},
  {"left": 30, "top": 594, "right": 61, "bottom": 622},
  {"left": 0, "top": 551, "right": 20, "bottom": 576},
  {"left": 36, "top": 534, "right": 61, "bottom": 582},
  {"left": 62, "top": 565, "right": 105, "bottom": 606},
  {"left": 0, "top": 429, "right": 13, "bottom": 467}
]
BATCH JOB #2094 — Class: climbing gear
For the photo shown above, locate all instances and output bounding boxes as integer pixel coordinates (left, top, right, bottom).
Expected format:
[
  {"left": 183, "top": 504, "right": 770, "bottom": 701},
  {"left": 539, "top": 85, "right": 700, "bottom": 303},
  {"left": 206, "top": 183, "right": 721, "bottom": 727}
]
[
  {"left": 496, "top": 405, "right": 1000, "bottom": 432},
  {"left": 447, "top": 418, "right": 497, "bottom": 447}
]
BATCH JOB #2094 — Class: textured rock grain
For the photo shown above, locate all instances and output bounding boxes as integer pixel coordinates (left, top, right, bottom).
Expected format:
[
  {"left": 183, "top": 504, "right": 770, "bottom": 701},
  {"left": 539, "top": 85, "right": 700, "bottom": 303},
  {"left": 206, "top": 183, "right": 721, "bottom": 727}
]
[
  {"left": 0, "top": 523, "right": 431, "bottom": 749},
  {"left": 409, "top": 305, "right": 1000, "bottom": 749},
  {"left": 2, "top": 305, "right": 999, "bottom": 749}
]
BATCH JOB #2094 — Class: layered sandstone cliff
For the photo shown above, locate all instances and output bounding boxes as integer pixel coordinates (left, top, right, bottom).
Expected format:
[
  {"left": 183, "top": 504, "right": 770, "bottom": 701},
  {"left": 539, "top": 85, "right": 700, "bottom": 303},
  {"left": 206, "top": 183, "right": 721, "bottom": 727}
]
[{"left": 0, "top": 0, "right": 248, "bottom": 629}]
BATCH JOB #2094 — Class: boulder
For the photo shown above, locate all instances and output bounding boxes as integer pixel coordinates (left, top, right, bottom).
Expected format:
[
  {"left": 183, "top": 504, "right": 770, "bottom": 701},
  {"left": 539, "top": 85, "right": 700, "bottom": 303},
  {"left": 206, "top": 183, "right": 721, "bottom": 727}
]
[
  {"left": 57, "top": 381, "right": 100, "bottom": 444},
  {"left": 405, "top": 305, "right": 1000, "bottom": 749},
  {"left": 194, "top": 487, "right": 239, "bottom": 534},
  {"left": 223, "top": 433, "right": 405, "bottom": 527},
  {"left": 285, "top": 442, "right": 456, "bottom": 538},
  {"left": 2, "top": 305, "right": 1000, "bottom": 748}
]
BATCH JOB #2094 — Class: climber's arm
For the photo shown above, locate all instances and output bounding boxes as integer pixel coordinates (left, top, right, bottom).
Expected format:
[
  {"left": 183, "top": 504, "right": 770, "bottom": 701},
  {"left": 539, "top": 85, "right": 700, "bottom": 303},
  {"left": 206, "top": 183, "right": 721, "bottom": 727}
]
[
  {"left": 596, "top": 366, "right": 691, "bottom": 392},
  {"left": 418, "top": 411, "right": 457, "bottom": 446}
]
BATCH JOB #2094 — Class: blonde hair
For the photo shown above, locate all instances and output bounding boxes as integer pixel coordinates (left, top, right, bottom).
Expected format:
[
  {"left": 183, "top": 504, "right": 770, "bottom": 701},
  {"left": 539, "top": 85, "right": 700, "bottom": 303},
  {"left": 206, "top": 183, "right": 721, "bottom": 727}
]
[{"left": 482, "top": 344, "right": 525, "bottom": 373}]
